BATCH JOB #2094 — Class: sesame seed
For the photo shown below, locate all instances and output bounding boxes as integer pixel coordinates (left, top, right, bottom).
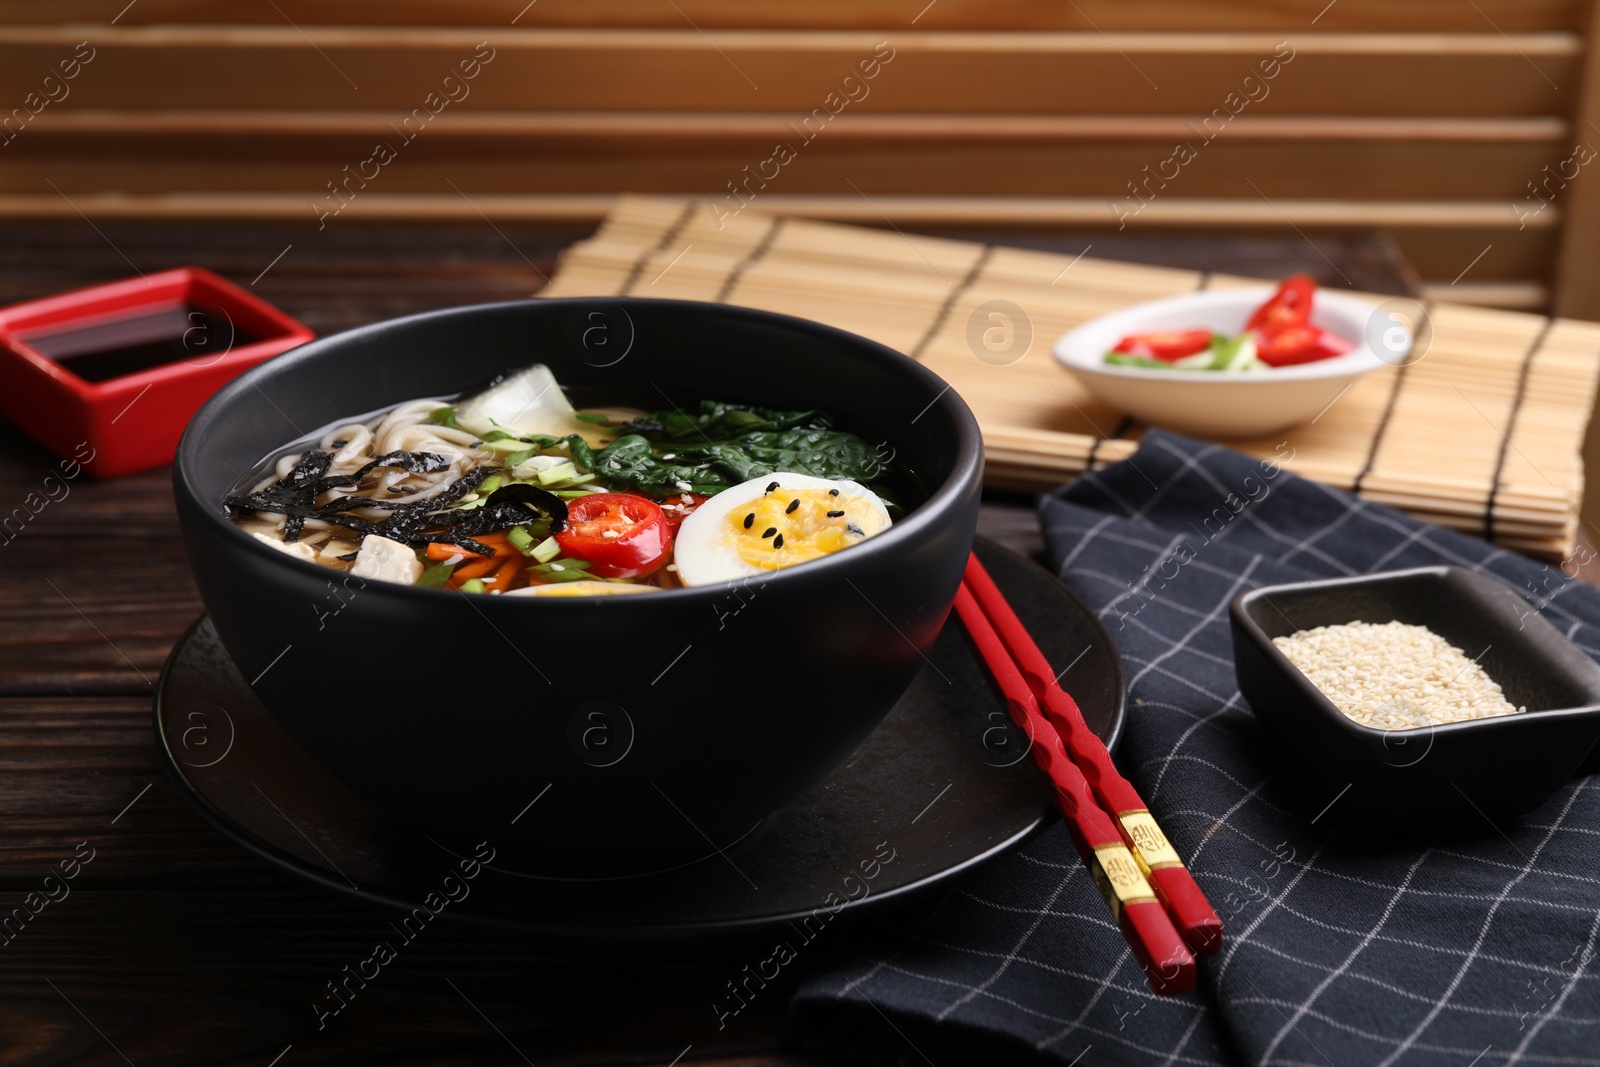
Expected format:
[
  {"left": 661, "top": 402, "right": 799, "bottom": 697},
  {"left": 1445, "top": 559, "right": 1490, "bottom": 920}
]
[
  {"left": 601, "top": 530, "right": 620, "bottom": 539},
  {"left": 662, "top": 453, "right": 677, "bottom": 460},
  {"left": 786, "top": 499, "right": 800, "bottom": 514},
  {"left": 773, "top": 533, "right": 784, "bottom": 548},
  {"left": 550, "top": 563, "right": 565, "bottom": 571},
  {"left": 744, "top": 513, "right": 755, "bottom": 529},
  {"left": 762, "top": 527, "right": 777, "bottom": 539},
  {"left": 827, "top": 509, "right": 845, "bottom": 518},
  {"left": 828, "top": 488, "right": 839, "bottom": 497},
  {"left": 766, "top": 481, "right": 780, "bottom": 493},
  {"left": 1272, "top": 621, "right": 1524, "bottom": 729}
]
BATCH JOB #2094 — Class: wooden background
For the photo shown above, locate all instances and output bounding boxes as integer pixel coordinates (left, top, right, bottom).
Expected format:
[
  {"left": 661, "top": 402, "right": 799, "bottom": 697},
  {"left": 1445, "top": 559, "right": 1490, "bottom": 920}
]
[{"left": 1, "top": 1, "right": 1599, "bottom": 318}]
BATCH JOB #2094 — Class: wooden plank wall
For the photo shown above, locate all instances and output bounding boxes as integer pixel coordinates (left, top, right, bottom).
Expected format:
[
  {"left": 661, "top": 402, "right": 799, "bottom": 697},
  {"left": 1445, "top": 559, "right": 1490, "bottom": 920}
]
[{"left": 0, "top": 1, "right": 1598, "bottom": 316}]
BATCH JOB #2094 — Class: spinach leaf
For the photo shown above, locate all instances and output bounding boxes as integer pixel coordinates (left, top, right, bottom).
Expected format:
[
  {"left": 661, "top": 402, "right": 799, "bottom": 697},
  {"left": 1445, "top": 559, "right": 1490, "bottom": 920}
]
[
  {"left": 563, "top": 401, "right": 892, "bottom": 496},
  {"left": 622, "top": 400, "right": 832, "bottom": 442},
  {"left": 586, "top": 428, "right": 890, "bottom": 496},
  {"left": 585, "top": 435, "right": 728, "bottom": 495}
]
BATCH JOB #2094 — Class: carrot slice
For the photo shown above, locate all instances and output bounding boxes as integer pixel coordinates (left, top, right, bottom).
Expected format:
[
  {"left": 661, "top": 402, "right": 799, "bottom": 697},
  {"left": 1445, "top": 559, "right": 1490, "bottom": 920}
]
[
  {"left": 451, "top": 554, "right": 502, "bottom": 581},
  {"left": 427, "top": 541, "right": 485, "bottom": 561},
  {"left": 429, "top": 531, "right": 512, "bottom": 562},
  {"left": 488, "top": 555, "right": 525, "bottom": 591},
  {"left": 450, "top": 541, "right": 518, "bottom": 581}
]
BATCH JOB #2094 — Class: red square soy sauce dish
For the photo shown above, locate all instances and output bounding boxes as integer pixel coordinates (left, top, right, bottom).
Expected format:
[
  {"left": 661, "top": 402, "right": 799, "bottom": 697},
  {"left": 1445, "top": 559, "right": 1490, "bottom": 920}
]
[{"left": 0, "top": 267, "right": 314, "bottom": 478}]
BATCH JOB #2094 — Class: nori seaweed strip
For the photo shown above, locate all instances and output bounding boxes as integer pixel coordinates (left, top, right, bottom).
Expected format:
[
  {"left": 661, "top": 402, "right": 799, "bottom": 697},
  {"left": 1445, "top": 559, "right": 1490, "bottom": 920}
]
[
  {"left": 417, "top": 464, "right": 496, "bottom": 510},
  {"left": 231, "top": 462, "right": 565, "bottom": 556},
  {"left": 228, "top": 450, "right": 455, "bottom": 516},
  {"left": 231, "top": 465, "right": 496, "bottom": 546},
  {"left": 314, "top": 496, "right": 411, "bottom": 516},
  {"left": 479, "top": 483, "right": 568, "bottom": 531},
  {"left": 349, "top": 467, "right": 499, "bottom": 545},
  {"left": 341, "top": 467, "right": 511, "bottom": 550},
  {"left": 317, "top": 450, "right": 452, "bottom": 491},
  {"left": 426, "top": 506, "right": 547, "bottom": 551},
  {"left": 418, "top": 494, "right": 567, "bottom": 555},
  {"left": 223, "top": 448, "right": 333, "bottom": 520},
  {"left": 281, "top": 451, "right": 332, "bottom": 542}
]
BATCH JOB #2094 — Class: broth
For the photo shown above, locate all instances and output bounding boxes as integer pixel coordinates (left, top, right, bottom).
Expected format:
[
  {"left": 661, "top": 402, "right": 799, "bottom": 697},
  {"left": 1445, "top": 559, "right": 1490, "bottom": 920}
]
[{"left": 224, "top": 367, "right": 920, "bottom": 596}]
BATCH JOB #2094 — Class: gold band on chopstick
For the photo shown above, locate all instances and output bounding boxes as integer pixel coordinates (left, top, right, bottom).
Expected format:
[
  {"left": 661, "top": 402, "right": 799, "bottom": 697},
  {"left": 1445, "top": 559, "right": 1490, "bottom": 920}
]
[
  {"left": 1090, "top": 843, "right": 1158, "bottom": 922},
  {"left": 1118, "top": 809, "right": 1184, "bottom": 873}
]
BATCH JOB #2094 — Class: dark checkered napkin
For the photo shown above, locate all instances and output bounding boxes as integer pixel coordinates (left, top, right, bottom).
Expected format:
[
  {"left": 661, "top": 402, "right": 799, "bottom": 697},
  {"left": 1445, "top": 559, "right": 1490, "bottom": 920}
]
[{"left": 791, "top": 430, "right": 1600, "bottom": 1066}]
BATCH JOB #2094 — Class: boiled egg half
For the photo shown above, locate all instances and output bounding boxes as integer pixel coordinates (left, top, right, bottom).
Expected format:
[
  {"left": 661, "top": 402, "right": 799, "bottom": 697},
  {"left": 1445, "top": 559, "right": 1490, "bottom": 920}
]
[{"left": 674, "top": 472, "right": 891, "bottom": 587}]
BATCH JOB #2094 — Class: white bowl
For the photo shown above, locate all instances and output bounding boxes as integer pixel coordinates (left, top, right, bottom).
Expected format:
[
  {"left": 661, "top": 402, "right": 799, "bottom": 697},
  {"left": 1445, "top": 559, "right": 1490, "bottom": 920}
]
[{"left": 1052, "top": 287, "right": 1402, "bottom": 439}]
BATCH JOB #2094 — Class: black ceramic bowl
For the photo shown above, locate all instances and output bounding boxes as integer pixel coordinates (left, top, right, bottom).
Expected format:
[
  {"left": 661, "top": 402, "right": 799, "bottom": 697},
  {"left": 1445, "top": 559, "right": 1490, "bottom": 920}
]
[
  {"left": 173, "top": 297, "right": 983, "bottom": 877},
  {"left": 1231, "top": 565, "right": 1600, "bottom": 822}
]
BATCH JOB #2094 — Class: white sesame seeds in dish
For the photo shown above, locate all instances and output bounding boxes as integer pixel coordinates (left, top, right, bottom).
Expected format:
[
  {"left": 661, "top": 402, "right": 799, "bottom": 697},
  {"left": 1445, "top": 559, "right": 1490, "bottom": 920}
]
[{"left": 1271, "top": 620, "right": 1526, "bottom": 730}]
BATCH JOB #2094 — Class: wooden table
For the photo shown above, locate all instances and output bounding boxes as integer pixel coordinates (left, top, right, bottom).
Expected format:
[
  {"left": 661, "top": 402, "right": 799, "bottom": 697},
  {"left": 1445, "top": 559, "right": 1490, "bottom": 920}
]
[{"left": 0, "top": 221, "right": 1422, "bottom": 1065}]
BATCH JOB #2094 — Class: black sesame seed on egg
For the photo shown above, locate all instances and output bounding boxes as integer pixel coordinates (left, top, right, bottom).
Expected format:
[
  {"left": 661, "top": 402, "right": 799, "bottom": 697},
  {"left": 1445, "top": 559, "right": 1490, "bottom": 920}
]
[
  {"left": 786, "top": 499, "right": 800, "bottom": 514},
  {"left": 762, "top": 527, "right": 777, "bottom": 539},
  {"left": 743, "top": 512, "right": 755, "bottom": 529},
  {"left": 827, "top": 509, "right": 845, "bottom": 518},
  {"left": 773, "top": 533, "right": 785, "bottom": 548}
]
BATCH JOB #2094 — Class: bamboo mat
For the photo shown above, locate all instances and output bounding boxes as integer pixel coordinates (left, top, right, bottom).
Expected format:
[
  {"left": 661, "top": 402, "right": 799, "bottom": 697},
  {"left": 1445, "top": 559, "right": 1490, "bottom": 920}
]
[{"left": 540, "top": 196, "right": 1600, "bottom": 561}]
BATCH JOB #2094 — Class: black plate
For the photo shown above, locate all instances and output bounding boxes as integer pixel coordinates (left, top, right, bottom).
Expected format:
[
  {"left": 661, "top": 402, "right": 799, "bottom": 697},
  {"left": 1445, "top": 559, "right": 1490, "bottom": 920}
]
[{"left": 153, "top": 537, "right": 1124, "bottom": 937}]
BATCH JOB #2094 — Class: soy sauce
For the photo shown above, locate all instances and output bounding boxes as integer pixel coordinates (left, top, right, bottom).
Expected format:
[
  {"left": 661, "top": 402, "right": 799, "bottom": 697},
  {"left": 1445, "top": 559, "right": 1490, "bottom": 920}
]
[{"left": 24, "top": 303, "right": 260, "bottom": 383}]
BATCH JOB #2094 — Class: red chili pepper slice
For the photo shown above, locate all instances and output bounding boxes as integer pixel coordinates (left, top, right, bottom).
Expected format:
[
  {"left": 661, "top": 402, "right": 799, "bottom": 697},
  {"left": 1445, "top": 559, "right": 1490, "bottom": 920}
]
[
  {"left": 553, "top": 493, "right": 673, "bottom": 578},
  {"left": 1255, "top": 324, "right": 1348, "bottom": 367},
  {"left": 1310, "top": 331, "right": 1354, "bottom": 360},
  {"left": 1111, "top": 329, "right": 1215, "bottom": 362},
  {"left": 1246, "top": 275, "right": 1317, "bottom": 333},
  {"left": 657, "top": 493, "right": 708, "bottom": 532}
]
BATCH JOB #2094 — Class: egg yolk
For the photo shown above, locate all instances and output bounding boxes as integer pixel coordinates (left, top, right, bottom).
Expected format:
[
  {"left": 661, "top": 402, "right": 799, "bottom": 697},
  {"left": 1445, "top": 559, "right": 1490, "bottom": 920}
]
[{"left": 727, "top": 487, "right": 881, "bottom": 569}]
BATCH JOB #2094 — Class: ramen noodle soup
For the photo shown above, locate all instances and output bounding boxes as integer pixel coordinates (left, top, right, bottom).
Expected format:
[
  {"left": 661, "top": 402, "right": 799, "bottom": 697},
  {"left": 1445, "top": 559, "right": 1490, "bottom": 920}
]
[{"left": 224, "top": 365, "right": 904, "bottom": 596}]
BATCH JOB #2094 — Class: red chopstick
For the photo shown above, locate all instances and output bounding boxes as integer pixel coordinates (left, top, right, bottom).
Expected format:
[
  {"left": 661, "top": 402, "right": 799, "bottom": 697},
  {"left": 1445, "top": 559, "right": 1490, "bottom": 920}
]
[
  {"left": 963, "top": 553, "right": 1224, "bottom": 956},
  {"left": 952, "top": 584, "right": 1196, "bottom": 995}
]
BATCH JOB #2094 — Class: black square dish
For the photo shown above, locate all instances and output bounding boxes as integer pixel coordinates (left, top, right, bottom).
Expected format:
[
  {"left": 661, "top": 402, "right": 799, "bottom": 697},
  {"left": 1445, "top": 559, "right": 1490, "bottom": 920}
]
[{"left": 1230, "top": 565, "right": 1600, "bottom": 823}]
